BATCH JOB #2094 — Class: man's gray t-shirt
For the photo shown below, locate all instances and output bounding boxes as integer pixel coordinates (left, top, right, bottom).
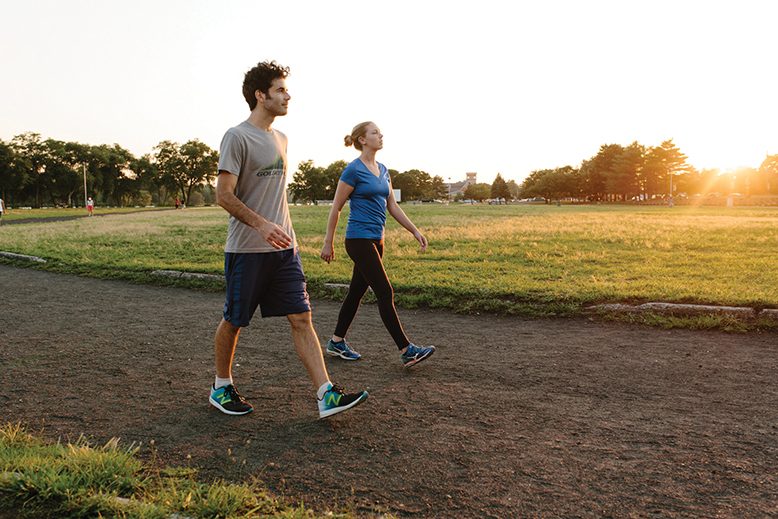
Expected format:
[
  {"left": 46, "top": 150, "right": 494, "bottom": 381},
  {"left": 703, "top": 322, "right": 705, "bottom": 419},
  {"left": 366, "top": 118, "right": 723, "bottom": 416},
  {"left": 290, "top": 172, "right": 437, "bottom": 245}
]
[{"left": 218, "top": 121, "right": 296, "bottom": 253}]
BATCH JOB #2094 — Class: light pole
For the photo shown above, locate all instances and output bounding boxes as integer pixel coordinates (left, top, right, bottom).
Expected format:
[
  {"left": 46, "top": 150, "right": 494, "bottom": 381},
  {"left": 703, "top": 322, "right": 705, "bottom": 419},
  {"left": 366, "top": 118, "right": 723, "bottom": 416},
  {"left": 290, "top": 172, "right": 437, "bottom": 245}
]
[{"left": 83, "top": 163, "right": 87, "bottom": 207}]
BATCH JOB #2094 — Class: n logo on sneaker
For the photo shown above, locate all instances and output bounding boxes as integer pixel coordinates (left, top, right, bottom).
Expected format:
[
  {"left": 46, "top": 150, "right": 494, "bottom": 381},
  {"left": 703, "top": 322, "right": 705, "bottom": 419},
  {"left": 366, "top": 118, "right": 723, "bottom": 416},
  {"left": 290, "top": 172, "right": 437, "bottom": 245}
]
[
  {"left": 325, "top": 392, "right": 342, "bottom": 406},
  {"left": 217, "top": 393, "right": 232, "bottom": 404}
]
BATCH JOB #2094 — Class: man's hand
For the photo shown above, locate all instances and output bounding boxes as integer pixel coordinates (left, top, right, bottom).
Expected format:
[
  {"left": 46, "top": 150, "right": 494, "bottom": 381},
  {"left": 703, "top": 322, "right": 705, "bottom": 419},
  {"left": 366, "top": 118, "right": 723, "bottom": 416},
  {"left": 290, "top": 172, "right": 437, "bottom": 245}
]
[{"left": 257, "top": 221, "right": 292, "bottom": 249}]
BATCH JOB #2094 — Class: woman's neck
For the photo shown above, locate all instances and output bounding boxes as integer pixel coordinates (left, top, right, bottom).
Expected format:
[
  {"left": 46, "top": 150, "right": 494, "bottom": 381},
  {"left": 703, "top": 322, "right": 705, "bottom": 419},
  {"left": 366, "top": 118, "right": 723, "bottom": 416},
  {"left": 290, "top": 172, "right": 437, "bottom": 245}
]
[{"left": 360, "top": 149, "right": 377, "bottom": 165}]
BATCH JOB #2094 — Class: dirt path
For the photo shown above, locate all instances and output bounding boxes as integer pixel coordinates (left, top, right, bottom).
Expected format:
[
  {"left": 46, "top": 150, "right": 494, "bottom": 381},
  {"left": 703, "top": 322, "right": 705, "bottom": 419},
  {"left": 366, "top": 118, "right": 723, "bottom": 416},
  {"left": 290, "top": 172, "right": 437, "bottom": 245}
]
[{"left": 1, "top": 265, "right": 776, "bottom": 517}]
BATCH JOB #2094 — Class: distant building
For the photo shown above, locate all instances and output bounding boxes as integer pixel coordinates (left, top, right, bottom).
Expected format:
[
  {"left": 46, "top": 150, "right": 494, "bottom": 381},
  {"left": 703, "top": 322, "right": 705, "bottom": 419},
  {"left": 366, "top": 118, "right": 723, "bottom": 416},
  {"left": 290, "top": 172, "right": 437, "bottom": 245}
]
[{"left": 445, "top": 172, "right": 477, "bottom": 198}]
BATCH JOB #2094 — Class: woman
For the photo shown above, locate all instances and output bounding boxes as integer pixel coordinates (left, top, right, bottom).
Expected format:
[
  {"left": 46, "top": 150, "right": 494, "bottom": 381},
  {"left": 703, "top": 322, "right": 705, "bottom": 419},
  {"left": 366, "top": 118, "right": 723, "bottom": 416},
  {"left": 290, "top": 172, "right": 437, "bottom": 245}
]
[{"left": 320, "top": 121, "right": 435, "bottom": 367}]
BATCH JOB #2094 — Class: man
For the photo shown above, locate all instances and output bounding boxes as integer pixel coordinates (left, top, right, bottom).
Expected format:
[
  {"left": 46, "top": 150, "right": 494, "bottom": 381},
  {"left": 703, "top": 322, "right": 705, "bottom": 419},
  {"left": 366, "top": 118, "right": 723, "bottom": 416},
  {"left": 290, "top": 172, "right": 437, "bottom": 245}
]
[
  {"left": 211, "top": 60, "right": 368, "bottom": 419},
  {"left": 0, "top": 197, "right": 5, "bottom": 224},
  {"left": 86, "top": 197, "right": 94, "bottom": 216}
]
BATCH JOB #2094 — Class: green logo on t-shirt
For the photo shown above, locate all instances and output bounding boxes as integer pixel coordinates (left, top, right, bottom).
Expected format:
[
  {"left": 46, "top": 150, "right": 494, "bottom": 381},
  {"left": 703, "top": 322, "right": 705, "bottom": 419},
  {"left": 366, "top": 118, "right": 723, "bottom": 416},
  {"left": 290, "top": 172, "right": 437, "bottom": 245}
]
[{"left": 256, "top": 155, "right": 285, "bottom": 177}]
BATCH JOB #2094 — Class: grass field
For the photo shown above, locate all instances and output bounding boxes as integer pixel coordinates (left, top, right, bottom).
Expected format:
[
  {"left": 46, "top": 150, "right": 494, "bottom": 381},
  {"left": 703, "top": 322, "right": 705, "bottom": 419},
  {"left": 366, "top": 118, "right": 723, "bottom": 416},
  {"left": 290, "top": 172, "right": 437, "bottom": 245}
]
[
  {"left": 0, "top": 206, "right": 162, "bottom": 222},
  {"left": 1, "top": 204, "right": 777, "bottom": 320}
]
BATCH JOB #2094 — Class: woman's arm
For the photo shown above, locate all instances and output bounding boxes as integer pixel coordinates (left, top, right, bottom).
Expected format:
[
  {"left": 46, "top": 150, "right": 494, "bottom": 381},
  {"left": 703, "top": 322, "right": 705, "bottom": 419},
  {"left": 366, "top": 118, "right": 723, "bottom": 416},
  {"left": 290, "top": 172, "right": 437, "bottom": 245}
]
[
  {"left": 387, "top": 182, "right": 428, "bottom": 252},
  {"left": 320, "top": 180, "right": 355, "bottom": 263}
]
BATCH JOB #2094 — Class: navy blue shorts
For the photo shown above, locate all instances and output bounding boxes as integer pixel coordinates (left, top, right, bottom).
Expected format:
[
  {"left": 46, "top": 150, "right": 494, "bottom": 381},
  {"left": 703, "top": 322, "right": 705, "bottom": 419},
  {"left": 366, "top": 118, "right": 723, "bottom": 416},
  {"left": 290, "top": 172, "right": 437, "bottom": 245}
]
[{"left": 223, "top": 249, "right": 311, "bottom": 326}]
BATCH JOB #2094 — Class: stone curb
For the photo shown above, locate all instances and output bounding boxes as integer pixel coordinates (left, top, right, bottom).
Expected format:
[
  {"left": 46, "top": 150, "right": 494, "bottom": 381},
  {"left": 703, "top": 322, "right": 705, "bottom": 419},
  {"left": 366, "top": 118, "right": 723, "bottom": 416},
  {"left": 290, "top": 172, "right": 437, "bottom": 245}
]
[
  {"left": 587, "top": 302, "right": 778, "bottom": 320},
  {"left": 324, "top": 282, "right": 372, "bottom": 293},
  {"left": 0, "top": 251, "right": 47, "bottom": 263},
  {"left": 151, "top": 269, "right": 222, "bottom": 282}
]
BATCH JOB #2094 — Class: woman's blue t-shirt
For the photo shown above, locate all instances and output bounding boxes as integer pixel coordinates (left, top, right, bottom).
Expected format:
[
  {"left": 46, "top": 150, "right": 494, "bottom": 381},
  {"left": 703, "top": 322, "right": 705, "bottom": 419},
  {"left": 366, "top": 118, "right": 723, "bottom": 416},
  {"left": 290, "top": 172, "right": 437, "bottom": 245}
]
[{"left": 340, "top": 158, "right": 391, "bottom": 239}]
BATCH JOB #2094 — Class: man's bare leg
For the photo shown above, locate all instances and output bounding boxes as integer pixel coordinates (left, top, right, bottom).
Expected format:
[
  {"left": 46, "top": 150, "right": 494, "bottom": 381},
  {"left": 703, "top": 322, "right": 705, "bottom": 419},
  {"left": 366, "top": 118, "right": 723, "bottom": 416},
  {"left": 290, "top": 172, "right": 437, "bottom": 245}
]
[
  {"left": 288, "top": 311, "right": 369, "bottom": 418},
  {"left": 287, "top": 312, "right": 329, "bottom": 388},
  {"left": 214, "top": 318, "right": 241, "bottom": 379},
  {"left": 210, "top": 318, "right": 253, "bottom": 415}
]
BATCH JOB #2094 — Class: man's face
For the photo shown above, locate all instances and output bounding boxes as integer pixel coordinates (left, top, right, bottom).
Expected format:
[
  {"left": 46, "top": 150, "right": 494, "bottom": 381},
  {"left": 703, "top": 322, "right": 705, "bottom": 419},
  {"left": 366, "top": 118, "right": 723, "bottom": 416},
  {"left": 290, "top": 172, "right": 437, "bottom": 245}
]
[{"left": 257, "top": 78, "right": 290, "bottom": 116}]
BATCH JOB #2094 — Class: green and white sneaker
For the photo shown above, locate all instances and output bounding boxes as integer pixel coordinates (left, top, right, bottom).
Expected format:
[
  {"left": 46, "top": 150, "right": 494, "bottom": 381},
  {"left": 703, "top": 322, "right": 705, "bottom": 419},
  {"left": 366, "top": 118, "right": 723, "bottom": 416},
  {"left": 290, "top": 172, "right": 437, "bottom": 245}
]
[
  {"left": 318, "top": 384, "right": 368, "bottom": 419},
  {"left": 209, "top": 384, "right": 254, "bottom": 416}
]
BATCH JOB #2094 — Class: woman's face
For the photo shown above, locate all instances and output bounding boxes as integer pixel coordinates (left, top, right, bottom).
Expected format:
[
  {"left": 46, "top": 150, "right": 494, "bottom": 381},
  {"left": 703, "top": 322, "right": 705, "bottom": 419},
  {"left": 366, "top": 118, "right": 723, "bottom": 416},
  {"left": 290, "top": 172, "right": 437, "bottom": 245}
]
[{"left": 361, "top": 124, "right": 383, "bottom": 151}]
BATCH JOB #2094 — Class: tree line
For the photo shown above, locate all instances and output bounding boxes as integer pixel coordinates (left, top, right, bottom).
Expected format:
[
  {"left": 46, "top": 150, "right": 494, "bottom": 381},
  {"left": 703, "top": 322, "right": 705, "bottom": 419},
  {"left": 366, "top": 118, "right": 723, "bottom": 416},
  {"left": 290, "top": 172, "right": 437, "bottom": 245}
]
[
  {"left": 519, "top": 139, "right": 778, "bottom": 202},
  {"left": 0, "top": 133, "right": 218, "bottom": 208},
  {"left": 287, "top": 161, "right": 522, "bottom": 203},
  {"left": 3, "top": 131, "right": 776, "bottom": 208},
  {"left": 287, "top": 160, "right": 453, "bottom": 203}
]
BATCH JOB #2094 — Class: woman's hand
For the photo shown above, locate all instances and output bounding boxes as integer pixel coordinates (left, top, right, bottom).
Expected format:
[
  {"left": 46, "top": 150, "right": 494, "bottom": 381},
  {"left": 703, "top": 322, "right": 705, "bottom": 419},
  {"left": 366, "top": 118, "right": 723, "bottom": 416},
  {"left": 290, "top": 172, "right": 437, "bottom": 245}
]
[
  {"left": 320, "top": 242, "right": 335, "bottom": 263},
  {"left": 414, "top": 231, "right": 428, "bottom": 252}
]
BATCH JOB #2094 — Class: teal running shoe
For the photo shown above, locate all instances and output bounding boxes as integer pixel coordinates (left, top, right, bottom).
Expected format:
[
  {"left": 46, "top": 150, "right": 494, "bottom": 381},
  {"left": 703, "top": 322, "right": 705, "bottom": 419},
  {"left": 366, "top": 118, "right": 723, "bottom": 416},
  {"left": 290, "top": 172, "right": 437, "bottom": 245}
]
[
  {"left": 209, "top": 384, "right": 253, "bottom": 416},
  {"left": 325, "top": 338, "right": 362, "bottom": 361},
  {"left": 318, "top": 384, "right": 368, "bottom": 419},
  {"left": 401, "top": 343, "right": 436, "bottom": 368}
]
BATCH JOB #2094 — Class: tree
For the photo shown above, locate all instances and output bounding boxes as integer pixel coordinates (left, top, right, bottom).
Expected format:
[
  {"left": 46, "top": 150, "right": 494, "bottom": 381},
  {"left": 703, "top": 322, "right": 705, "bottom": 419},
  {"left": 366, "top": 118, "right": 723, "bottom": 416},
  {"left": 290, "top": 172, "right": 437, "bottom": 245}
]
[
  {"left": 178, "top": 140, "right": 218, "bottom": 204},
  {"left": 91, "top": 144, "right": 137, "bottom": 206},
  {"left": 391, "top": 169, "right": 433, "bottom": 201},
  {"left": 507, "top": 180, "right": 520, "bottom": 200},
  {"left": 388, "top": 169, "right": 445, "bottom": 201},
  {"left": 535, "top": 167, "right": 576, "bottom": 201},
  {"left": 42, "top": 139, "right": 83, "bottom": 207},
  {"left": 152, "top": 140, "right": 216, "bottom": 206},
  {"left": 289, "top": 160, "right": 318, "bottom": 203},
  {"left": 321, "top": 160, "right": 348, "bottom": 200},
  {"left": 463, "top": 182, "right": 491, "bottom": 201},
  {"left": 429, "top": 175, "right": 448, "bottom": 200},
  {"left": 610, "top": 142, "right": 644, "bottom": 200},
  {"left": 0, "top": 140, "right": 23, "bottom": 206},
  {"left": 642, "top": 147, "right": 665, "bottom": 197},
  {"left": 10, "top": 132, "right": 48, "bottom": 207},
  {"left": 520, "top": 167, "right": 580, "bottom": 201},
  {"left": 288, "top": 160, "right": 346, "bottom": 204},
  {"left": 580, "top": 144, "right": 623, "bottom": 201},
  {"left": 654, "top": 139, "right": 689, "bottom": 196},
  {"left": 491, "top": 173, "right": 511, "bottom": 200},
  {"left": 759, "top": 154, "right": 778, "bottom": 194},
  {"left": 132, "top": 154, "right": 165, "bottom": 205}
]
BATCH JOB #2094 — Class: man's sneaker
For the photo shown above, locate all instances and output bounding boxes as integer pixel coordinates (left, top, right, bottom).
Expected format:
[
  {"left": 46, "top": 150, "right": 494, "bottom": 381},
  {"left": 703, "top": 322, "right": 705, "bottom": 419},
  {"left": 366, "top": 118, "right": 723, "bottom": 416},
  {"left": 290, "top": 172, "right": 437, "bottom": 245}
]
[
  {"left": 325, "top": 338, "right": 362, "bottom": 361},
  {"left": 209, "top": 384, "right": 254, "bottom": 416},
  {"left": 318, "top": 384, "right": 368, "bottom": 419},
  {"left": 401, "top": 343, "right": 436, "bottom": 368}
]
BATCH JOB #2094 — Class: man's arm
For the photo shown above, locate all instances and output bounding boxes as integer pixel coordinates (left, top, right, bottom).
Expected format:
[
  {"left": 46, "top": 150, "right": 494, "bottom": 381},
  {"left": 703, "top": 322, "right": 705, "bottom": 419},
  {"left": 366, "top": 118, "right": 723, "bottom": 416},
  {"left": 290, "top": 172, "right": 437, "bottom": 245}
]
[{"left": 215, "top": 171, "right": 292, "bottom": 249}]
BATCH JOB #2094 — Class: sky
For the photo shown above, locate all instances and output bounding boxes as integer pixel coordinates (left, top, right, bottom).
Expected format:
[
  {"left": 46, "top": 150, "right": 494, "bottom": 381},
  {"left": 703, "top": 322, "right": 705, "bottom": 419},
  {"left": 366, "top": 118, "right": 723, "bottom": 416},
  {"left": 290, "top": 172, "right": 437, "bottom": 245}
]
[{"left": 2, "top": 0, "right": 776, "bottom": 185}]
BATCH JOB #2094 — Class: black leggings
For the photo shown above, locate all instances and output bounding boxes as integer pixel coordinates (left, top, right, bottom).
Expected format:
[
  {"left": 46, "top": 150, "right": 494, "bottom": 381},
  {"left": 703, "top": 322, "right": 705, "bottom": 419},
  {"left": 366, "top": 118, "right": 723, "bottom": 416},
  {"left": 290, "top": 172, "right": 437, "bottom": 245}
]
[{"left": 334, "top": 239, "right": 410, "bottom": 350}]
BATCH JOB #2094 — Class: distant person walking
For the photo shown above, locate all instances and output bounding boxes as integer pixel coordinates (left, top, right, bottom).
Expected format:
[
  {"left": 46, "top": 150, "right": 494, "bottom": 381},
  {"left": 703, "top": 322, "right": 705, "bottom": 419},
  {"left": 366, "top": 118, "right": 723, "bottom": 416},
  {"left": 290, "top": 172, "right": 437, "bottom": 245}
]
[
  {"left": 86, "top": 197, "right": 94, "bottom": 216},
  {"left": 320, "top": 122, "right": 435, "bottom": 367},
  {"left": 0, "top": 197, "right": 5, "bottom": 224},
  {"left": 175, "top": 197, "right": 181, "bottom": 209},
  {"left": 211, "top": 60, "right": 368, "bottom": 419}
]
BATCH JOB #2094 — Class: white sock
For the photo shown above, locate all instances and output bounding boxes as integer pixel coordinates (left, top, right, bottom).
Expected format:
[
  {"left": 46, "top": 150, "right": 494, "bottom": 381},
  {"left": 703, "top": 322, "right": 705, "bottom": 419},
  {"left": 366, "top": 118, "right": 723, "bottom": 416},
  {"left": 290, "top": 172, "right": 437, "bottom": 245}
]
[
  {"left": 214, "top": 376, "right": 232, "bottom": 389},
  {"left": 317, "top": 381, "right": 333, "bottom": 400}
]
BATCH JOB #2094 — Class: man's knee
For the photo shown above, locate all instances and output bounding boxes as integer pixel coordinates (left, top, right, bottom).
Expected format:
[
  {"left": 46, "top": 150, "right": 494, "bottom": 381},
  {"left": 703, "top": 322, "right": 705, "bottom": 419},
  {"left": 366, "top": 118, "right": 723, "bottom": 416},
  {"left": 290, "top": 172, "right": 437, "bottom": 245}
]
[
  {"left": 217, "top": 318, "right": 241, "bottom": 337},
  {"left": 287, "top": 311, "right": 313, "bottom": 331}
]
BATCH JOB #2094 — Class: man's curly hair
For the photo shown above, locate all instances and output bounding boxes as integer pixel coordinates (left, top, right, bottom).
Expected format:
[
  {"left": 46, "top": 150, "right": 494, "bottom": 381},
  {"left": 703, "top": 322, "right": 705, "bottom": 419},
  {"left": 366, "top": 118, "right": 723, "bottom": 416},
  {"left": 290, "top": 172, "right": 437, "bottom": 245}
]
[{"left": 242, "top": 61, "right": 290, "bottom": 110}]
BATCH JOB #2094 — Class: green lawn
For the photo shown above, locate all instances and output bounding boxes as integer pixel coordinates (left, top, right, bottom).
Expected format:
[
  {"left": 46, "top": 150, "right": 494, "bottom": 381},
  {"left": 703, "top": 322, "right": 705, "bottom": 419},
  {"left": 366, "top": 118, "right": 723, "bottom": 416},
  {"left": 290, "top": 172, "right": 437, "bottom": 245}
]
[
  {"left": 1, "top": 204, "right": 777, "bottom": 317},
  {"left": 0, "top": 206, "right": 164, "bottom": 222}
]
